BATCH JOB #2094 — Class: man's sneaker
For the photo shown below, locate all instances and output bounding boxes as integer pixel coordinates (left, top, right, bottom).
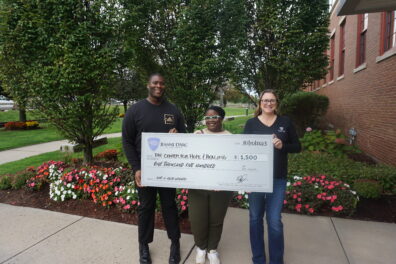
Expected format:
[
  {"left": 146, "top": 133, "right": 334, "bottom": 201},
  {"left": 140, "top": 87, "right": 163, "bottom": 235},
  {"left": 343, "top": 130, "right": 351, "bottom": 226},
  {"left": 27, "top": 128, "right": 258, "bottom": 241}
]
[
  {"left": 195, "top": 247, "right": 206, "bottom": 264},
  {"left": 207, "top": 249, "right": 220, "bottom": 264}
]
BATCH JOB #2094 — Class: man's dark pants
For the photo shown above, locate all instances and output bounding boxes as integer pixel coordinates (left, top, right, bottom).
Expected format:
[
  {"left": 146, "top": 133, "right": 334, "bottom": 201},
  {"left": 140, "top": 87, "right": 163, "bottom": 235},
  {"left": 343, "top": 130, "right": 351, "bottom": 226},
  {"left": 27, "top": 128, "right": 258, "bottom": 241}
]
[{"left": 137, "top": 187, "right": 181, "bottom": 243}]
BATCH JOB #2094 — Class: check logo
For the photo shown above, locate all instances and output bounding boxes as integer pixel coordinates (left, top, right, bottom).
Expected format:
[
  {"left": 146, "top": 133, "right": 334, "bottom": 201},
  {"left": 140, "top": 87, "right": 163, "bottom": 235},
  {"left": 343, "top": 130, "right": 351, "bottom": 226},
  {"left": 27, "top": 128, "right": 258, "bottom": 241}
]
[{"left": 148, "top": 137, "right": 160, "bottom": 151}]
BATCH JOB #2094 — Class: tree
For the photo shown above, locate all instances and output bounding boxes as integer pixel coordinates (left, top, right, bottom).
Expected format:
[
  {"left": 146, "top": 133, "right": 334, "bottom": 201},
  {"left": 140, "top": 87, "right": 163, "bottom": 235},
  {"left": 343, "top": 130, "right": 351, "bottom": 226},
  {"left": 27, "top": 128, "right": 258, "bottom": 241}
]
[
  {"left": 0, "top": 0, "right": 124, "bottom": 163},
  {"left": 123, "top": 0, "right": 247, "bottom": 131},
  {"left": 0, "top": 0, "right": 33, "bottom": 122},
  {"left": 233, "top": 0, "right": 329, "bottom": 99},
  {"left": 113, "top": 67, "right": 146, "bottom": 113}
]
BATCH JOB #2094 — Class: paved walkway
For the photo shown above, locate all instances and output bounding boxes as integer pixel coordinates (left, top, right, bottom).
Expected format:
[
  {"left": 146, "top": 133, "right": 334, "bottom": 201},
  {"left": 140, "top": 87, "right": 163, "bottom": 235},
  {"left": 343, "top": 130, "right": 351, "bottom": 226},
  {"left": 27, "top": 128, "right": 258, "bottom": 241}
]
[
  {"left": 0, "top": 133, "right": 122, "bottom": 165},
  {"left": 0, "top": 204, "right": 395, "bottom": 264}
]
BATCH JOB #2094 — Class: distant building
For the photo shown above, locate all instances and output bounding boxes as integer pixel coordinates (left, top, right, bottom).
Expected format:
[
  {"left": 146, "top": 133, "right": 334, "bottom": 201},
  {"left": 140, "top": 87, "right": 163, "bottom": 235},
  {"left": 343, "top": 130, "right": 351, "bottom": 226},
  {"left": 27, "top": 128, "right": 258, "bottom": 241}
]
[{"left": 307, "top": 0, "right": 396, "bottom": 165}]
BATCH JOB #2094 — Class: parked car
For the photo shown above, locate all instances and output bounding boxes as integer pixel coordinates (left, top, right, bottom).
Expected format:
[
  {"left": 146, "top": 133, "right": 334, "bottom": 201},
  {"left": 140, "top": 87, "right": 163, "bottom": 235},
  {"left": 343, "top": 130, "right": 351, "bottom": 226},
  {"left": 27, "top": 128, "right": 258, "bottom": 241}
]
[{"left": 0, "top": 96, "right": 15, "bottom": 111}]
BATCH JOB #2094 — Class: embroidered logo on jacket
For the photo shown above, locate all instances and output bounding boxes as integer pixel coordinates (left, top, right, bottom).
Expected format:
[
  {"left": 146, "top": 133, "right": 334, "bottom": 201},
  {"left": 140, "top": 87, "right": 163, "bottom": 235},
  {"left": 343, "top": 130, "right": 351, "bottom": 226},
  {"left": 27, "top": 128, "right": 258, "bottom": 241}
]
[
  {"left": 164, "top": 114, "right": 175, "bottom": 125},
  {"left": 278, "top": 126, "right": 286, "bottom": 133}
]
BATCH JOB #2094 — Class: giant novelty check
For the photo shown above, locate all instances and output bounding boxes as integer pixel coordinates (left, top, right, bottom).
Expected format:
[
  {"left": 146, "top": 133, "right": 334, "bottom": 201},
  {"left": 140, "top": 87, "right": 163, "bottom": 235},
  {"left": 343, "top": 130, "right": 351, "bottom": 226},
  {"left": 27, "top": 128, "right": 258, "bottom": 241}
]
[{"left": 141, "top": 133, "right": 273, "bottom": 192}]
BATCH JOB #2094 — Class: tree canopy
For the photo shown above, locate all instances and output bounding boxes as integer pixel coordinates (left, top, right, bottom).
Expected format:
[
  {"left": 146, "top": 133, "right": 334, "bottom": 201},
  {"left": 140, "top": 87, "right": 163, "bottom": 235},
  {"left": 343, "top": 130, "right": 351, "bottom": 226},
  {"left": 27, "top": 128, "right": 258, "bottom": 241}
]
[
  {"left": 0, "top": 0, "right": 125, "bottom": 163},
  {"left": 233, "top": 0, "right": 329, "bottom": 99},
  {"left": 123, "top": 0, "right": 247, "bottom": 131}
]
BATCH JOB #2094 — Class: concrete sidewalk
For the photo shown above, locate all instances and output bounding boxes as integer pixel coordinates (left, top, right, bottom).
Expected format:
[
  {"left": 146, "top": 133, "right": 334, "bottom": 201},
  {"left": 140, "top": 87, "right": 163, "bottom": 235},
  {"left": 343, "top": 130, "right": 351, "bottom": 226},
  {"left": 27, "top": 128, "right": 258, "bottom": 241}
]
[
  {"left": 0, "top": 133, "right": 122, "bottom": 165},
  {"left": 1, "top": 203, "right": 395, "bottom": 264}
]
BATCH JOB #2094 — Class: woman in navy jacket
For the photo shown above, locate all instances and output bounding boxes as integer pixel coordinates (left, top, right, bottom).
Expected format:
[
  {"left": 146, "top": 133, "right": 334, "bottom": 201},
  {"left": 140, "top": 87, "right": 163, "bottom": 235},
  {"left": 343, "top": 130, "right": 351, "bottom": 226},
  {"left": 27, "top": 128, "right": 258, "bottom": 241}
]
[{"left": 244, "top": 90, "right": 301, "bottom": 264}]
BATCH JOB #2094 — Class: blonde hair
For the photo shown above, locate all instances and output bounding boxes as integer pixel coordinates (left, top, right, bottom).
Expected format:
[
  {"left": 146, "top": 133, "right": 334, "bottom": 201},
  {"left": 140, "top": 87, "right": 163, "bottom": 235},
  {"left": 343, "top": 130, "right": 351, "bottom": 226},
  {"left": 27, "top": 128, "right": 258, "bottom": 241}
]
[{"left": 254, "top": 89, "right": 279, "bottom": 117}]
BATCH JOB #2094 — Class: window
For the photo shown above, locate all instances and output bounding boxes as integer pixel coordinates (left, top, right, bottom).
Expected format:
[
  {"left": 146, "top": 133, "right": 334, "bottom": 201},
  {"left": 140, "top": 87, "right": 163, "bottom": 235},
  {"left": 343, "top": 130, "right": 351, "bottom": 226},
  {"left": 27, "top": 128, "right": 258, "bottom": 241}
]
[
  {"left": 381, "top": 11, "right": 396, "bottom": 54},
  {"left": 330, "top": 34, "right": 335, "bottom": 81},
  {"left": 356, "top": 14, "right": 367, "bottom": 66},
  {"left": 339, "top": 20, "right": 346, "bottom": 76}
]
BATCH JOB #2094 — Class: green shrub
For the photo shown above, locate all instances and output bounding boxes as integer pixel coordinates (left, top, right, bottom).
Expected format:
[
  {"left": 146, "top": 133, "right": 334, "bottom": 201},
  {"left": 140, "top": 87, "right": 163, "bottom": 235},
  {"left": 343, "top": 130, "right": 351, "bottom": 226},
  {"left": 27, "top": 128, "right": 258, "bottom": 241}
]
[
  {"left": 288, "top": 152, "right": 396, "bottom": 194},
  {"left": 0, "top": 176, "right": 12, "bottom": 190},
  {"left": 279, "top": 92, "right": 329, "bottom": 136},
  {"left": 353, "top": 179, "right": 382, "bottom": 199},
  {"left": 300, "top": 129, "right": 359, "bottom": 157},
  {"left": 12, "top": 172, "right": 34, "bottom": 190}
]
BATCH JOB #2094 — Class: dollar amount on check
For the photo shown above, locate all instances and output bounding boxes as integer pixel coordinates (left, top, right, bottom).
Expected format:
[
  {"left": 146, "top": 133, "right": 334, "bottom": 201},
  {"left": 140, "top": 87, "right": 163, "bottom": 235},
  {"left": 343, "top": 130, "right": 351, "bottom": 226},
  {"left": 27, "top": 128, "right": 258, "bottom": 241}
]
[{"left": 141, "top": 133, "right": 273, "bottom": 192}]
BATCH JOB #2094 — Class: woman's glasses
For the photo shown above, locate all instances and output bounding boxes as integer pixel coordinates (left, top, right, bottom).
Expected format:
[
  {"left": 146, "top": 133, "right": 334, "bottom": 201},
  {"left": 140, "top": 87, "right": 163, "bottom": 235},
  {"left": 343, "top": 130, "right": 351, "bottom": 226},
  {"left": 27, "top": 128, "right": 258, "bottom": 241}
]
[
  {"left": 260, "top": 99, "right": 277, "bottom": 104},
  {"left": 204, "top": 115, "right": 221, "bottom": 120}
]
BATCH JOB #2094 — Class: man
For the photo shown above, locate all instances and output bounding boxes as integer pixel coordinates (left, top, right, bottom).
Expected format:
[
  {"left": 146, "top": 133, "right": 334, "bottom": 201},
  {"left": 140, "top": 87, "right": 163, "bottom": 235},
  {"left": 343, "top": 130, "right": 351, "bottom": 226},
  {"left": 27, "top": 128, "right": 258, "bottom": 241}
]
[{"left": 122, "top": 73, "right": 186, "bottom": 264}]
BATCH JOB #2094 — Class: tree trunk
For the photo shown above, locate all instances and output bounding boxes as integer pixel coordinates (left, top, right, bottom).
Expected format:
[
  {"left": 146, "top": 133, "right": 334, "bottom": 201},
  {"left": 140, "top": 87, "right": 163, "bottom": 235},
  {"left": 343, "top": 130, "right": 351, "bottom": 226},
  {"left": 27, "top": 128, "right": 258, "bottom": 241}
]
[
  {"left": 186, "top": 117, "right": 196, "bottom": 133},
  {"left": 19, "top": 107, "right": 26, "bottom": 122},
  {"left": 83, "top": 142, "right": 93, "bottom": 164},
  {"left": 123, "top": 100, "right": 128, "bottom": 113}
]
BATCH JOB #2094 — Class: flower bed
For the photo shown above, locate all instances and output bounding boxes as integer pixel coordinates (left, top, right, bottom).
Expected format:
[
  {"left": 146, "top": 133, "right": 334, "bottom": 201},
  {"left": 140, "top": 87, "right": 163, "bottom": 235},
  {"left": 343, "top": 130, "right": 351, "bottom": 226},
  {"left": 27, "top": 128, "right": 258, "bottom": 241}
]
[
  {"left": 22, "top": 161, "right": 363, "bottom": 218},
  {"left": 284, "top": 175, "right": 359, "bottom": 216},
  {"left": 4, "top": 120, "right": 39, "bottom": 130}
]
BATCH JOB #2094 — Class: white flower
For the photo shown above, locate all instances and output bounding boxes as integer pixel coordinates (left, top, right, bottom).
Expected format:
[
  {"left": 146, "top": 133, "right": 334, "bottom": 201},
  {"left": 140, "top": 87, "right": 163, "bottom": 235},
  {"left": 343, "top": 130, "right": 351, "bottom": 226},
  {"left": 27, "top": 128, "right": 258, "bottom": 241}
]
[
  {"left": 115, "top": 191, "right": 119, "bottom": 196},
  {"left": 67, "top": 190, "right": 72, "bottom": 194},
  {"left": 127, "top": 196, "right": 131, "bottom": 200},
  {"left": 61, "top": 195, "right": 65, "bottom": 201},
  {"left": 350, "top": 190, "right": 356, "bottom": 195},
  {"left": 293, "top": 176, "right": 302, "bottom": 180},
  {"left": 127, "top": 189, "right": 131, "bottom": 194},
  {"left": 287, "top": 182, "right": 291, "bottom": 187},
  {"left": 72, "top": 194, "right": 77, "bottom": 199},
  {"left": 67, "top": 183, "right": 71, "bottom": 188},
  {"left": 344, "top": 183, "right": 350, "bottom": 188}
]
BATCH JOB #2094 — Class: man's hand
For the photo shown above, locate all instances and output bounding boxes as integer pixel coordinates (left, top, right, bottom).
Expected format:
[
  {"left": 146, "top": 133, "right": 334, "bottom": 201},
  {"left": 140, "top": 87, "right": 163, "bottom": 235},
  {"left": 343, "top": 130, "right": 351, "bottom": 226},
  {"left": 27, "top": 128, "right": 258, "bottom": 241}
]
[
  {"left": 134, "top": 170, "right": 143, "bottom": 187},
  {"left": 169, "top": 128, "right": 178, "bottom": 133}
]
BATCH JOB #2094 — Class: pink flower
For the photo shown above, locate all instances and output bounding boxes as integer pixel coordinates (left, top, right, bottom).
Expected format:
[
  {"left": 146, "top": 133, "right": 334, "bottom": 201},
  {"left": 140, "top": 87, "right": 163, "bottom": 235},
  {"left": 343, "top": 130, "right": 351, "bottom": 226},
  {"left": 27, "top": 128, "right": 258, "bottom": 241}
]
[
  {"left": 321, "top": 175, "right": 326, "bottom": 180},
  {"left": 30, "top": 183, "right": 35, "bottom": 187},
  {"left": 123, "top": 205, "right": 130, "bottom": 210},
  {"left": 237, "top": 195, "right": 243, "bottom": 200},
  {"left": 283, "top": 200, "right": 288, "bottom": 204},
  {"left": 293, "top": 194, "right": 298, "bottom": 199},
  {"left": 181, "top": 201, "right": 185, "bottom": 205},
  {"left": 183, "top": 196, "right": 188, "bottom": 200},
  {"left": 297, "top": 198, "right": 302, "bottom": 202},
  {"left": 308, "top": 208, "right": 314, "bottom": 213},
  {"left": 182, "top": 206, "right": 187, "bottom": 211},
  {"left": 305, "top": 204, "right": 310, "bottom": 209},
  {"left": 317, "top": 194, "right": 322, "bottom": 199},
  {"left": 327, "top": 185, "right": 335, "bottom": 190},
  {"left": 306, "top": 127, "right": 312, "bottom": 132},
  {"left": 177, "top": 195, "right": 182, "bottom": 199},
  {"left": 132, "top": 200, "right": 137, "bottom": 205}
]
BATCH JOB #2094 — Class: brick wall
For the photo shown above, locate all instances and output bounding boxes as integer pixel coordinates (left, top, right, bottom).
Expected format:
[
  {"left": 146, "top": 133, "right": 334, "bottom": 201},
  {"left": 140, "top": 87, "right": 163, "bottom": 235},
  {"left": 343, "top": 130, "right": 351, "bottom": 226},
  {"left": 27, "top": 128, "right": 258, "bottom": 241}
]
[{"left": 314, "top": 3, "right": 396, "bottom": 166}]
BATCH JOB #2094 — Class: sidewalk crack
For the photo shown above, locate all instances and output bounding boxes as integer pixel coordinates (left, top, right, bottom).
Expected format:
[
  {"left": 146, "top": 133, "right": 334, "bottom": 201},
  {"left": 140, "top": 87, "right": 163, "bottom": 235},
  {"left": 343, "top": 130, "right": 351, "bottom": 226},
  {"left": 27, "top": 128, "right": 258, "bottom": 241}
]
[
  {"left": 330, "top": 217, "right": 351, "bottom": 264},
  {"left": 182, "top": 244, "right": 195, "bottom": 264},
  {"left": 0, "top": 216, "right": 84, "bottom": 264}
]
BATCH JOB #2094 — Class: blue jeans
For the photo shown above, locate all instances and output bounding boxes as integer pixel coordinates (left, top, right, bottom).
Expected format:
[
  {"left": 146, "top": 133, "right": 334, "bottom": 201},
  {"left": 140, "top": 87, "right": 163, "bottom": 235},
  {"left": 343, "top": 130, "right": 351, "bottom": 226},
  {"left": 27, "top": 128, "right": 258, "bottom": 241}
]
[{"left": 249, "top": 178, "right": 287, "bottom": 264}]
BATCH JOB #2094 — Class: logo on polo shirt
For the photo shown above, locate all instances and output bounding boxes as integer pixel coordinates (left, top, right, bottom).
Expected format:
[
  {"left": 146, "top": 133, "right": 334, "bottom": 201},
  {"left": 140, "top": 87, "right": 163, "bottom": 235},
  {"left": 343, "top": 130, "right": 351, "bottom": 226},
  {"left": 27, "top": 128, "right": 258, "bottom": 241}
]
[
  {"left": 164, "top": 114, "right": 175, "bottom": 125},
  {"left": 278, "top": 126, "right": 285, "bottom": 133}
]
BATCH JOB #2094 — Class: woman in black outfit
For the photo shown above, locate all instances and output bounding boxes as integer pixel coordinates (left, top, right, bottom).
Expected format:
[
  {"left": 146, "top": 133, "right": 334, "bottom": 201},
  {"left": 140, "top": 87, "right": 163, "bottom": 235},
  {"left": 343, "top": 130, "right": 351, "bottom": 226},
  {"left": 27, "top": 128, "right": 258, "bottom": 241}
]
[{"left": 244, "top": 90, "right": 301, "bottom": 264}]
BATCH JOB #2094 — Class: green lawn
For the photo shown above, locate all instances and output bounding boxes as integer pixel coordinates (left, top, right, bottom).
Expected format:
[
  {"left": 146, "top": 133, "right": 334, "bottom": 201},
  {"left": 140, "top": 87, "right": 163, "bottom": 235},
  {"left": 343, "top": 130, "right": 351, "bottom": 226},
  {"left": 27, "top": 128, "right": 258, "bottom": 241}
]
[
  {"left": 224, "top": 107, "right": 254, "bottom": 116},
  {"left": 0, "top": 110, "right": 38, "bottom": 122},
  {"left": 0, "top": 118, "right": 123, "bottom": 151},
  {"left": 0, "top": 107, "right": 248, "bottom": 151}
]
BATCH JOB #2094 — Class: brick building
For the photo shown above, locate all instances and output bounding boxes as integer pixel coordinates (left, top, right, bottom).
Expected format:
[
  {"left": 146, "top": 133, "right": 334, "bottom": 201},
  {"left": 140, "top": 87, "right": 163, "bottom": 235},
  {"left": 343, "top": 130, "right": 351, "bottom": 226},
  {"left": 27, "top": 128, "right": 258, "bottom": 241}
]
[{"left": 307, "top": 0, "right": 396, "bottom": 166}]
